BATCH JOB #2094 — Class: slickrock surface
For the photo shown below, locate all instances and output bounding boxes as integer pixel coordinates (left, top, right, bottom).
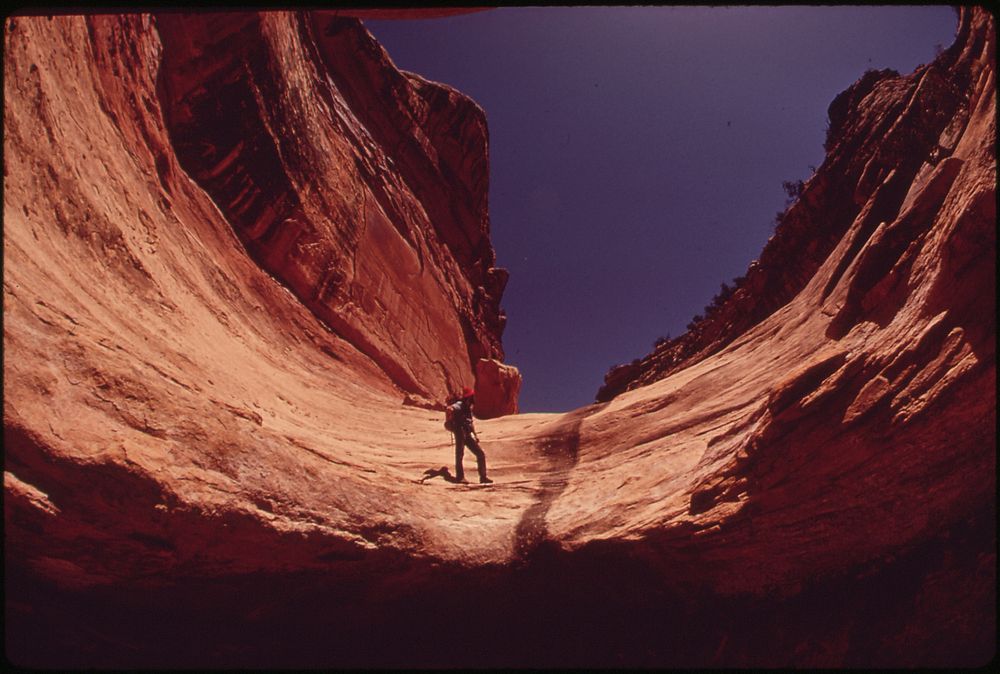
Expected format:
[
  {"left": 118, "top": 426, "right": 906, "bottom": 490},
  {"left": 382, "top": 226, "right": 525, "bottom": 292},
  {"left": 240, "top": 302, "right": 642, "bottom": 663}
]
[
  {"left": 598, "top": 8, "right": 995, "bottom": 404},
  {"left": 4, "top": 8, "right": 995, "bottom": 668}
]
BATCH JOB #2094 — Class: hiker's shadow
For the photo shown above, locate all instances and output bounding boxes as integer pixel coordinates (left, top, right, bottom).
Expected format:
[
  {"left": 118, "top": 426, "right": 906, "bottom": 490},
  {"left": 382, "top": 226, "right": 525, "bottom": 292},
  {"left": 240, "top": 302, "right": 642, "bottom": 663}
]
[{"left": 419, "top": 466, "right": 463, "bottom": 483}]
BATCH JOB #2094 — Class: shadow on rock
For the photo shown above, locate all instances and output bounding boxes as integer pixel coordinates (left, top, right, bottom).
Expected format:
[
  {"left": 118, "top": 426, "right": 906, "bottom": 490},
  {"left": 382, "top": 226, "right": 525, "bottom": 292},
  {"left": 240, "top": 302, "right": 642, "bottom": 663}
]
[
  {"left": 418, "top": 466, "right": 463, "bottom": 483},
  {"left": 514, "top": 402, "right": 607, "bottom": 562}
]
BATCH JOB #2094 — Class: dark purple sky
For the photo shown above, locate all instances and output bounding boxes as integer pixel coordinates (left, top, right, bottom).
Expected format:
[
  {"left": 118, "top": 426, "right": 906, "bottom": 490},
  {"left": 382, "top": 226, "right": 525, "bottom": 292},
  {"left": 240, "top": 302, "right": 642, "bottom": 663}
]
[{"left": 365, "top": 6, "right": 957, "bottom": 413}]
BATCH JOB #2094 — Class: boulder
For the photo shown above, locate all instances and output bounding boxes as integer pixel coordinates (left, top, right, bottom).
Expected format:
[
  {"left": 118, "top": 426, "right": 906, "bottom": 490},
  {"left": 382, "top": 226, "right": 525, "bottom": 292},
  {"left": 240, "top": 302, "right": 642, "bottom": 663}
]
[{"left": 474, "top": 358, "right": 522, "bottom": 418}]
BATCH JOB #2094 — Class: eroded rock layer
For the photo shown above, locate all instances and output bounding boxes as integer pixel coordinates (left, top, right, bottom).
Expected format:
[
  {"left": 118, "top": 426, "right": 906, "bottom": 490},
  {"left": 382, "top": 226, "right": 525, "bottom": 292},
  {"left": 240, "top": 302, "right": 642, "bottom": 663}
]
[
  {"left": 598, "top": 7, "right": 993, "bottom": 402},
  {"left": 4, "top": 7, "right": 995, "bottom": 669},
  {"left": 154, "top": 11, "right": 510, "bottom": 403}
]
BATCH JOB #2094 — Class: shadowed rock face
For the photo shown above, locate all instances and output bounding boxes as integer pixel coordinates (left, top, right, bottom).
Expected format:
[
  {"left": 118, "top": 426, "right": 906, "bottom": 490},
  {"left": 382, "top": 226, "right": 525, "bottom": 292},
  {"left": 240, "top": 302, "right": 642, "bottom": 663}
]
[{"left": 3, "top": 7, "right": 995, "bottom": 669}]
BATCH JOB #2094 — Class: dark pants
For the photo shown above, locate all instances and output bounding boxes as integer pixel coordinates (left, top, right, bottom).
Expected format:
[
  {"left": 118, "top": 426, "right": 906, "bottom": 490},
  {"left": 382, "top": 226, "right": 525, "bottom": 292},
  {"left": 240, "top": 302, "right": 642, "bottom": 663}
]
[{"left": 454, "top": 427, "right": 487, "bottom": 481}]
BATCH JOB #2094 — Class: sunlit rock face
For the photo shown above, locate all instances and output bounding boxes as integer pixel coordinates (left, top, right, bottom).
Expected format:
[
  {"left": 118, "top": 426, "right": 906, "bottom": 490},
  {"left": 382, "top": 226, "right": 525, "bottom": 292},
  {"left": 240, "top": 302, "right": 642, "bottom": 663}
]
[
  {"left": 598, "top": 7, "right": 994, "bottom": 404},
  {"left": 3, "top": 7, "right": 994, "bottom": 669},
  {"left": 154, "top": 11, "right": 509, "bottom": 403}
]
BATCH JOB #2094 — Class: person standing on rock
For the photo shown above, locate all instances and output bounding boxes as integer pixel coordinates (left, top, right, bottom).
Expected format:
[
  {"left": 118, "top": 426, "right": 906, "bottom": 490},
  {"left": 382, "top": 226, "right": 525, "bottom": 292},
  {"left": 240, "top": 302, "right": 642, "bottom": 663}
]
[{"left": 448, "top": 387, "right": 492, "bottom": 484}]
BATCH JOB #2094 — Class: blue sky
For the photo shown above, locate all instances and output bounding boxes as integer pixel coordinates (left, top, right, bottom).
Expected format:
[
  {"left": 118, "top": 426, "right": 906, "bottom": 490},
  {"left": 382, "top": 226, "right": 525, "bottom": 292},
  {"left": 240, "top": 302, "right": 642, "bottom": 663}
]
[{"left": 366, "top": 6, "right": 958, "bottom": 412}]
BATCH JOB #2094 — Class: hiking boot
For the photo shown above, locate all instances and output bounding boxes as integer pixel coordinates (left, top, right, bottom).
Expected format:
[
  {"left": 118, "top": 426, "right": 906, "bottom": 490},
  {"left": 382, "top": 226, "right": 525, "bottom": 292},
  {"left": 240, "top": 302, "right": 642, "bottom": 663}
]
[{"left": 479, "top": 477, "right": 493, "bottom": 484}]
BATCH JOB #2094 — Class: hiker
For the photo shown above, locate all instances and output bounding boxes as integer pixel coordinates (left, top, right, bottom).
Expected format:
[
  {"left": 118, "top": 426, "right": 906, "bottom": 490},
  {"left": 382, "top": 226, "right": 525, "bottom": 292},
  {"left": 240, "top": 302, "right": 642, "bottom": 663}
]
[{"left": 447, "top": 386, "right": 492, "bottom": 484}]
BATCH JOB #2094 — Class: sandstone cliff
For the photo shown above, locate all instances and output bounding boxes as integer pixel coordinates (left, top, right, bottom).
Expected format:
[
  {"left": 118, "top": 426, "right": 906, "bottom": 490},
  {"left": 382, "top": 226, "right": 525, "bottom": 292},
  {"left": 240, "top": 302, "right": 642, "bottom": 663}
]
[
  {"left": 153, "top": 11, "right": 515, "bottom": 408},
  {"left": 4, "top": 7, "right": 994, "bottom": 668},
  {"left": 598, "top": 7, "right": 992, "bottom": 403}
]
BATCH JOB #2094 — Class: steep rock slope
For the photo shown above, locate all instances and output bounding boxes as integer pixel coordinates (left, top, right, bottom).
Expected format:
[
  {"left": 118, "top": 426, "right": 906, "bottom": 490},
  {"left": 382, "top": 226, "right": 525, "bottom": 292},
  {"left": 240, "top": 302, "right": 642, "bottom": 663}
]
[
  {"left": 154, "top": 11, "right": 515, "bottom": 407},
  {"left": 598, "top": 7, "right": 991, "bottom": 402},
  {"left": 4, "top": 7, "right": 994, "bottom": 668}
]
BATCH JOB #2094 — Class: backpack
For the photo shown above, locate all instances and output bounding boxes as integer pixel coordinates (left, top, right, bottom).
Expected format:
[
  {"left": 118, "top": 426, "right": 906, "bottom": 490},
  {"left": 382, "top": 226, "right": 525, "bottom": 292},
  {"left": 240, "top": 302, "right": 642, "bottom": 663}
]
[{"left": 444, "top": 399, "right": 457, "bottom": 431}]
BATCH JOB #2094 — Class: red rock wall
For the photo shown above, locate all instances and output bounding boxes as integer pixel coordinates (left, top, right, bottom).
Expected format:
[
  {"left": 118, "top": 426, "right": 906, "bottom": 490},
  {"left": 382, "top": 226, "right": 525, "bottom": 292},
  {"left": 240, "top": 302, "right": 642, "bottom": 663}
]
[
  {"left": 573, "top": 6, "right": 993, "bottom": 662},
  {"left": 597, "top": 6, "right": 992, "bottom": 402},
  {"left": 154, "top": 11, "right": 513, "bottom": 405}
]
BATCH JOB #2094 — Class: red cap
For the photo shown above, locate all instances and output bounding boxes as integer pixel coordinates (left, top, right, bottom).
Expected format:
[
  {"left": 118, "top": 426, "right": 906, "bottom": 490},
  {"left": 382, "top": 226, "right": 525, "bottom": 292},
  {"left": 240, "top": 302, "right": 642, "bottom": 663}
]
[{"left": 462, "top": 386, "right": 475, "bottom": 399}]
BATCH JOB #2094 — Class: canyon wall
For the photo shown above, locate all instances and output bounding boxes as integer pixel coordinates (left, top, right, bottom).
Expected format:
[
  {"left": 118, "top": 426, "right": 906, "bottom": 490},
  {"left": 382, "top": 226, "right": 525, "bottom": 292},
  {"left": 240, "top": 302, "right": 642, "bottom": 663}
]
[
  {"left": 4, "top": 7, "right": 994, "bottom": 668},
  {"left": 154, "top": 11, "right": 516, "bottom": 408},
  {"left": 598, "top": 7, "right": 993, "bottom": 402}
]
